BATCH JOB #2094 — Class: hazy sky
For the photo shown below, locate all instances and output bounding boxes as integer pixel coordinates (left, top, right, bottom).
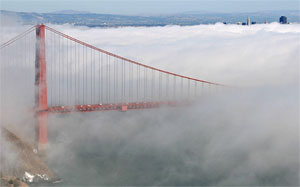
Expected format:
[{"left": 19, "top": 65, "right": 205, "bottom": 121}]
[{"left": 0, "top": 0, "right": 299, "bottom": 15}]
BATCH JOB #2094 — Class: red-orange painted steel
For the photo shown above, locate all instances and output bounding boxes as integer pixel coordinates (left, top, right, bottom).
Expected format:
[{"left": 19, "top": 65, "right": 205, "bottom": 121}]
[
  {"left": 0, "top": 26, "right": 36, "bottom": 49},
  {"left": 38, "top": 112, "right": 48, "bottom": 144},
  {"left": 121, "top": 105, "right": 128, "bottom": 112},
  {"left": 35, "top": 24, "right": 48, "bottom": 147}
]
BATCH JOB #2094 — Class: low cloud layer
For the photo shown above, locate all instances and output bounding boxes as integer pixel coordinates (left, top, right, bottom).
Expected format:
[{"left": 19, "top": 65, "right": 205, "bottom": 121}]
[
  {"left": 1, "top": 22, "right": 299, "bottom": 185},
  {"left": 51, "top": 22, "right": 300, "bottom": 87},
  {"left": 48, "top": 85, "right": 299, "bottom": 185}
]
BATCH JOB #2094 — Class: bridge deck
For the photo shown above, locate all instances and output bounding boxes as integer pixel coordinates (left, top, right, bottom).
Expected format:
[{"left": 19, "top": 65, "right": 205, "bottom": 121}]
[{"left": 44, "top": 101, "right": 187, "bottom": 114}]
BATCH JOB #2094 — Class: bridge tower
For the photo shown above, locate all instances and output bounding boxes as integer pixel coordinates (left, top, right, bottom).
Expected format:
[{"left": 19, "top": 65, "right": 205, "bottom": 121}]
[{"left": 35, "top": 24, "right": 48, "bottom": 151}]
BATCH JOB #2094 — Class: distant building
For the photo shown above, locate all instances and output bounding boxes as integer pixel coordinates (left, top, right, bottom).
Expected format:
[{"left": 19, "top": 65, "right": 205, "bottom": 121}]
[
  {"left": 236, "top": 18, "right": 256, "bottom": 26},
  {"left": 279, "top": 16, "right": 287, "bottom": 24}
]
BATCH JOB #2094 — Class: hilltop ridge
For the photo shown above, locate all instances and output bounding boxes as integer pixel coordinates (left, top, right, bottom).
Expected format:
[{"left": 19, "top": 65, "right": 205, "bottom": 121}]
[{"left": 0, "top": 9, "right": 299, "bottom": 27}]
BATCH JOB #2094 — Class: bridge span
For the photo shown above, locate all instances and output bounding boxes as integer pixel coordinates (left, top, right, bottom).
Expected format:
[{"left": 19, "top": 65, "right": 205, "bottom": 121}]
[{"left": 0, "top": 24, "right": 226, "bottom": 150}]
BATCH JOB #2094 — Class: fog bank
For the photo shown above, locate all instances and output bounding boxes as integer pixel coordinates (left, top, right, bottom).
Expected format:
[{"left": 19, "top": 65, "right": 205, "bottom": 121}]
[{"left": 1, "top": 22, "right": 299, "bottom": 185}]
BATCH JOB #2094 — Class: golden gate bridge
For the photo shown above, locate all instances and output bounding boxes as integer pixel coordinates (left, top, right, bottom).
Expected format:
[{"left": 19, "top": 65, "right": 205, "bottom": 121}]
[{"left": 0, "top": 24, "right": 226, "bottom": 151}]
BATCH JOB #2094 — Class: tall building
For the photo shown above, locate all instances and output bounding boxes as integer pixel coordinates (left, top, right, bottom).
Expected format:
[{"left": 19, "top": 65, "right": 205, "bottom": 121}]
[
  {"left": 279, "top": 16, "right": 287, "bottom": 24},
  {"left": 247, "top": 17, "right": 251, "bottom": 25}
]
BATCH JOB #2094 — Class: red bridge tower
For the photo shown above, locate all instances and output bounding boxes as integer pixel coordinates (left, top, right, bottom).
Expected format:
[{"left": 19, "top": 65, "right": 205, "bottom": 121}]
[{"left": 35, "top": 24, "right": 48, "bottom": 151}]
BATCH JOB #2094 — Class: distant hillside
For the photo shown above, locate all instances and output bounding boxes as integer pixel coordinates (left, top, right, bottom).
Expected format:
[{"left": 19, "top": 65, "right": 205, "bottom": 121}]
[
  {"left": 50, "top": 10, "right": 91, "bottom": 14},
  {"left": 0, "top": 10, "right": 299, "bottom": 27}
]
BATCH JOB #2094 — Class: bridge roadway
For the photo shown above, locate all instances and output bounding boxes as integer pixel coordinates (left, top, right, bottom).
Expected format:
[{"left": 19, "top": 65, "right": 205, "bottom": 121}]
[{"left": 41, "top": 101, "right": 189, "bottom": 113}]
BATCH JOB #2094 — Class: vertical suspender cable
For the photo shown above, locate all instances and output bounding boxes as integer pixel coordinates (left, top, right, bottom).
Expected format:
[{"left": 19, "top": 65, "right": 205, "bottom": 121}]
[
  {"left": 188, "top": 79, "right": 190, "bottom": 98},
  {"left": 67, "top": 37, "right": 69, "bottom": 105},
  {"left": 63, "top": 37, "right": 65, "bottom": 105},
  {"left": 136, "top": 64, "right": 139, "bottom": 102},
  {"left": 151, "top": 70, "right": 154, "bottom": 101},
  {"left": 116, "top": 58, "right": 119, "bottom": 103},
  {"left": 106, "top": 55, "right": 108, "bottom": 103},
  {"left": 194, "top": 81, "right": 197, "bottom": 98},
  {"left": 90, "top": 48, "right": 92, "bottom": 104},
  {"left": 159, "top": 72, "right": 161, "bottom": 101},
  {"left": 145, "top": 67, "right": 147, "bottom": 101},
  {"left": 50, "top": 31, "right": 53, "bottom": 106},
  {"left": 173, "top": 76, "right": 176, "bottom": 100},
  {"left": 59, "top": 35, "right": 61, "bottom": 105},
  {"left": 123, "top": 59, "right": 125, "bottom": 103},
  {"left": 98, "top": 51, "right": 100, "bottom": 104},
  {"left": 166, "top": 74, "right": 169, "bottom": 99},
  {"left": 108, "top": 55, "right": 110, "bottom": 103},
  {"left": 101, "top": 52, "right": 103, "bottom": 103},
  {"left": 128, "top": 62, "right": 131, "bottom": 102},
  {"left": 143, "top": 66, "right": 146, "bottom": 100},
  {"left": 86, "top": 46, "right": 88, "bottom": 104},
  {"left": 114, "top": 57, "right": 116, "bottom": 103}
]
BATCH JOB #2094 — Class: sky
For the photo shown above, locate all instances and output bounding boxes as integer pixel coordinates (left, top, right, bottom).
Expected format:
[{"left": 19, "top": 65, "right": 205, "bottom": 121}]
[{"left": 0, "top": 0, "right": 299, "bottom": 15}]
